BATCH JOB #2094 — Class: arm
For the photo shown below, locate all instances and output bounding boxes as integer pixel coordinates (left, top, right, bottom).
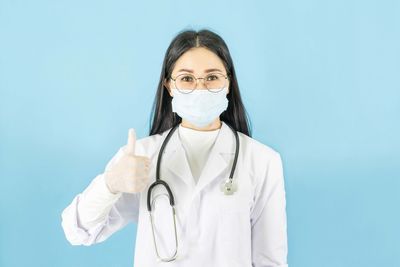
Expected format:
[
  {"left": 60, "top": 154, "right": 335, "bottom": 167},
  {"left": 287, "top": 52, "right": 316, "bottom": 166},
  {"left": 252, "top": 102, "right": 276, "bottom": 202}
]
[
  {"left": 251, "top": 152, "right": 288, "bottom": 267},
  {"left": 61, "top": 146, "right": 140, "bottom": 246}
]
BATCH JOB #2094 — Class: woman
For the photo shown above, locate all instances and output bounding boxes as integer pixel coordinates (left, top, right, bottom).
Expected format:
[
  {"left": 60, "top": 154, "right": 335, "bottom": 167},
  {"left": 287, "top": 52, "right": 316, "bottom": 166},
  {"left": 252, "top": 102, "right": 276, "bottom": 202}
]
[{"left": 61, "top": 29, "right": 288, "bottom": 267}]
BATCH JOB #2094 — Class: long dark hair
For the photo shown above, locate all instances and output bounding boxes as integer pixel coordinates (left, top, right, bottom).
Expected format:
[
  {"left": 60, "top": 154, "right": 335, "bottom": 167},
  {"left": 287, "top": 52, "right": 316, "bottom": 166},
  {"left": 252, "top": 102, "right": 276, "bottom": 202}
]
[{"left": 149, "top": 28, "right": 252, "bottom": 137}]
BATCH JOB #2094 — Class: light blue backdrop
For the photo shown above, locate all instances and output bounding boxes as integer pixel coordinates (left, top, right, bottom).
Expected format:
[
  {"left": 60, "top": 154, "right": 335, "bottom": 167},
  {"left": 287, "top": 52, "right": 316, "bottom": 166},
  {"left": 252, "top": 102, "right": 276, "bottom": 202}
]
[{"left": 1, "top": 0, "right": 399, "bottom": 266}]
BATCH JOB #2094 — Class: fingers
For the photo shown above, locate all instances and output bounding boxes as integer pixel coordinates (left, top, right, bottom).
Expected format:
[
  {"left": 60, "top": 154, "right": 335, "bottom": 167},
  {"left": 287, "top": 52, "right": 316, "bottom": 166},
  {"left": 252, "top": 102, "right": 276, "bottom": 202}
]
[
  {"left": 126, "top": 128, "right": 136, "bottom": 156},
  {"left": 125, "top": 170, "right": 149, "bottom": 193},
  {"left": 134, "top": 158, "right": 150, "bottom": 177}
]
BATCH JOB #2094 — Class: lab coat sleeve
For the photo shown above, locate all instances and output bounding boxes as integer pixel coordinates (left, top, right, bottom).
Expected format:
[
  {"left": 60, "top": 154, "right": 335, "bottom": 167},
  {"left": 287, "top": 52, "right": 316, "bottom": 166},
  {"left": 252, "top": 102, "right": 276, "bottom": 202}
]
[
  {"left": 250, "top": 152, "right": 288, "bottom": 267},
  {"left": 61, "top": 146, "right": 140, "bottom": 246}
]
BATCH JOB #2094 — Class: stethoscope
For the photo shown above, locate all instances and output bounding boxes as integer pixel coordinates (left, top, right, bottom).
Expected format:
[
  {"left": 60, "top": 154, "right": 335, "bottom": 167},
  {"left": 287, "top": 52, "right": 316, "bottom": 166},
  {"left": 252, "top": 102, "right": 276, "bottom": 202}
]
[{"left": 146, "top": 122, "right": 240, "bottom": 262}]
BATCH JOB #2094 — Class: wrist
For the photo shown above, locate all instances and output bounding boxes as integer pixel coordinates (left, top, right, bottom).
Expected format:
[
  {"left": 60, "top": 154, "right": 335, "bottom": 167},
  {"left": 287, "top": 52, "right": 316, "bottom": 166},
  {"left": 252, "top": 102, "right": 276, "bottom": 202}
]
[{"left": 103, "top": 171, "right": 119, "bottom": 195}]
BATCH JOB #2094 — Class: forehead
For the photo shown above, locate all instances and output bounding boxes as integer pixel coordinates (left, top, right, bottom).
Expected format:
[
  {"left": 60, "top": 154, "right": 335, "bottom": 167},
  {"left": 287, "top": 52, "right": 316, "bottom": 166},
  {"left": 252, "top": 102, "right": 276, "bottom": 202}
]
[{"left": 173, "top": 47, "right": 226, "bottom": 74}]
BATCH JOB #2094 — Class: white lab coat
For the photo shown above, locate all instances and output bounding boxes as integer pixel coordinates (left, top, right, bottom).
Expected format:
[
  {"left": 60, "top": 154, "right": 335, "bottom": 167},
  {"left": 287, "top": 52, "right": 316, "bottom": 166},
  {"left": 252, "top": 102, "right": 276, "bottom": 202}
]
[{"left": 61, "top": 121, "right": 288, "bottom": 267}]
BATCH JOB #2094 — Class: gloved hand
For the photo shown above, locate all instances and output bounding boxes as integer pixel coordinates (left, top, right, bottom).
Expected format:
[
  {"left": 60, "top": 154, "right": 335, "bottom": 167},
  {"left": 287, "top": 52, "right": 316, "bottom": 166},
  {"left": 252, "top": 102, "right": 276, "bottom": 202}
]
[{"left": 104, "top": 128, "right": 150, "bottom": 194}]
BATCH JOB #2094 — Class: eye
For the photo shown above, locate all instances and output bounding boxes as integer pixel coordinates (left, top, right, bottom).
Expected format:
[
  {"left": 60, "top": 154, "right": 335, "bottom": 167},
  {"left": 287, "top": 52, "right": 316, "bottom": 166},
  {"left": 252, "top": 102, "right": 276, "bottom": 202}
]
[
  {"left": 180, "top": 75, "right": 194, "bottom": 82},
  {"left": 206, "top": 74, "right": 219, "bottom": 81}
]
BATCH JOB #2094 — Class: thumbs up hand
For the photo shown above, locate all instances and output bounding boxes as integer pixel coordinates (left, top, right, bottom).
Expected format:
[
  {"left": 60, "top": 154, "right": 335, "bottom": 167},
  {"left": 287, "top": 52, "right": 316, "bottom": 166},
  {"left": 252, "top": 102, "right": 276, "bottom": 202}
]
[{"left": 104, "top": 128, "right": 151, "bottom": 194}]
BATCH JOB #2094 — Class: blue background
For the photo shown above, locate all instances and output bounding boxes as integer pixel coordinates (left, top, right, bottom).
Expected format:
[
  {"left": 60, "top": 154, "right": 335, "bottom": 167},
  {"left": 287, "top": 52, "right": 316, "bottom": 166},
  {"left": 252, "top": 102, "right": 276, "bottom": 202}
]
[{"left": 1, "top": 0, "right": 399, "bottom": 266}]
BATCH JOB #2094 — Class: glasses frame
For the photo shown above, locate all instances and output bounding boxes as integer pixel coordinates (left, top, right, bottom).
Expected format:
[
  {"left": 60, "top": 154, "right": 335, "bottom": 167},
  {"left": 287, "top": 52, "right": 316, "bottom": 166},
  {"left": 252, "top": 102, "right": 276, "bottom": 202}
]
[{"left": 169, "top": 72, "right": 230, "bottom": 94}]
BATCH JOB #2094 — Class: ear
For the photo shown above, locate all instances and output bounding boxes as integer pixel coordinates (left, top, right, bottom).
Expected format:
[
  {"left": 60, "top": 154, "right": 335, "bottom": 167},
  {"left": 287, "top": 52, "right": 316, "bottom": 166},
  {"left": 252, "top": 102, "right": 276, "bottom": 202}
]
[{"left": 163, "top": 78, "right": 173, "bottom": 97}]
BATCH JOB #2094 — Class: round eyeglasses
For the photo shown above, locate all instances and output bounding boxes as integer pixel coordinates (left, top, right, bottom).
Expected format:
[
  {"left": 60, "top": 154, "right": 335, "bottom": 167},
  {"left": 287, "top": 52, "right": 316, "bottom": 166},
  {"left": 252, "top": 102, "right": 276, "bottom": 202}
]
[{"left": 170, "top": 73, "right": 229, "bottom": 94}]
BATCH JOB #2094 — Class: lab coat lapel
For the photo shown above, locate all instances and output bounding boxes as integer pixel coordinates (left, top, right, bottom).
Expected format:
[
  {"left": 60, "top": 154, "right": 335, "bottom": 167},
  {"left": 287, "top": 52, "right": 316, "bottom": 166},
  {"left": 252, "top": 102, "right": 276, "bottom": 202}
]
[
  {"left": 163, "top": 128, "right": 196, "bottom": 189},
  {"left": 194, "top": 121, "right": 236, "bottom": 196},
  {"left": 162, "top": 121, "right": 236, "bottom": 194}
]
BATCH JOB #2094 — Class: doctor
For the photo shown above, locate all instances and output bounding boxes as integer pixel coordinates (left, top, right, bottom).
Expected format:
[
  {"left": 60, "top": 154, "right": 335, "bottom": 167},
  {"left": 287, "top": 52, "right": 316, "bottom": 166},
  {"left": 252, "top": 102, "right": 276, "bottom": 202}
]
[{"left": 61, "top": 29, "right": 288, "bottom": 267}]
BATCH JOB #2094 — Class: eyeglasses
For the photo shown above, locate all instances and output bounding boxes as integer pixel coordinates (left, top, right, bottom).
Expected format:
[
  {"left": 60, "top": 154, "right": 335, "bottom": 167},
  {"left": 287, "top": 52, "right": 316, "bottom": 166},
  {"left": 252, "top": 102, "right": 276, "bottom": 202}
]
[{"left": 170, "top": 73, "right": 229, "bottom": 94}]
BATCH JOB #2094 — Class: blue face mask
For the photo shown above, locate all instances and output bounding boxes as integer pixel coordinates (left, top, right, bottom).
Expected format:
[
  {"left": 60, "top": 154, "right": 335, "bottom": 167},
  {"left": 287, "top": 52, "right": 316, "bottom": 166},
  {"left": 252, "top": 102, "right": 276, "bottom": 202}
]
[{"left": 171, "top": 87, "right": 229, "bottom": 127}]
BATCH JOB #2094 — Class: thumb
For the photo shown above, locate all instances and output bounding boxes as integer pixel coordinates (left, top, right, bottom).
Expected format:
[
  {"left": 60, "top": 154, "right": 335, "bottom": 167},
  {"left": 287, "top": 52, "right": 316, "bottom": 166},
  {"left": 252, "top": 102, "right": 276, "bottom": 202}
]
[{"left": 126, "top": 128, "right": 136, "bottom": 155}]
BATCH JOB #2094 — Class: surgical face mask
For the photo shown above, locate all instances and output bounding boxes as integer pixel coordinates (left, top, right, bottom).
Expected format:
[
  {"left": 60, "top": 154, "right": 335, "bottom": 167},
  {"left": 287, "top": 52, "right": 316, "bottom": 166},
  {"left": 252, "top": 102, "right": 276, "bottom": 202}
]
[{"left": 171, "top": 87, "right": 229, "bottom": 127}]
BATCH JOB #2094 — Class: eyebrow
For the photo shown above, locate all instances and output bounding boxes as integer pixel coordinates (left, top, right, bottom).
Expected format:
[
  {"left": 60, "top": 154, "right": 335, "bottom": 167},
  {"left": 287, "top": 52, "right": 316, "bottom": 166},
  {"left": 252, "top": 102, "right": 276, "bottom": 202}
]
[{"left": 176, "top": 68, "right": 224, "bottom": 74}]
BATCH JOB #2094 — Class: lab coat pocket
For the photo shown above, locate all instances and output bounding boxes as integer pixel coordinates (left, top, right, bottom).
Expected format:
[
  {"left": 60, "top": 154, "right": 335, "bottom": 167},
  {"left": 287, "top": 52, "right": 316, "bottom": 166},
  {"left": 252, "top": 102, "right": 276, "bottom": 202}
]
[{"left": 217, "top": 195, "right": 252, "bottom": 265}]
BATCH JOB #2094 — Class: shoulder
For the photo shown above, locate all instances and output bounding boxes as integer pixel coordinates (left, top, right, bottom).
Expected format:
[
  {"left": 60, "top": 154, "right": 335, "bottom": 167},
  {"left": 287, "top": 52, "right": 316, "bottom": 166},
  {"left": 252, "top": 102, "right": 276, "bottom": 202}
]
[
  {"left": 236, "top": 131, "right": 283, "bottom": 181},
  {"left": 237, "top": 131, "right": 281, "bottom": 161}
]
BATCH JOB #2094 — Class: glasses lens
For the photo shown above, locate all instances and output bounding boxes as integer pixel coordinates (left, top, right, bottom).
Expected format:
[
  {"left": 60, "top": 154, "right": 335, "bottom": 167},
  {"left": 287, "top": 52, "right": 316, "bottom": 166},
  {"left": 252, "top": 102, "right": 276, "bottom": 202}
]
[
  {"left": 205, "top": 73, "right": 226, "bottom": 91},
  {"left": 175, "top": 74, "right": 196, "bottom": 93}
]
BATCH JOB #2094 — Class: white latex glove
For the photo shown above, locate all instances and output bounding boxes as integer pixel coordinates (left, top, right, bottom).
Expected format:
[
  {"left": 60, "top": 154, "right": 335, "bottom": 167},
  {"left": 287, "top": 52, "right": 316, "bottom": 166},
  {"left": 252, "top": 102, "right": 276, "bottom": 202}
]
[{"left": 104, "top": 128, "right": 150, "bottom": 194}]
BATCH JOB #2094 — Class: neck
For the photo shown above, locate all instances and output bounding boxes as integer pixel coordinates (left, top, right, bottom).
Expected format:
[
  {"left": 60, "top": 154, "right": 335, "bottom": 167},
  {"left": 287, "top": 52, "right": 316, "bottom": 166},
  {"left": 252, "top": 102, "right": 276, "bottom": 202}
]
[{"left": 181, "top": 118, "right": 222, "bottom": 131}]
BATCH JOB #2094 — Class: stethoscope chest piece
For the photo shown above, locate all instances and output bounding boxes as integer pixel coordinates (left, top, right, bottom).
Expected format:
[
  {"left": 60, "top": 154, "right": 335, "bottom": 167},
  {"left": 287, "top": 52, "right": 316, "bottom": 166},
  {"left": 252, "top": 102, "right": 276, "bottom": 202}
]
[{"left": 220, "top": 178, "right": 238, "bottom": 195}]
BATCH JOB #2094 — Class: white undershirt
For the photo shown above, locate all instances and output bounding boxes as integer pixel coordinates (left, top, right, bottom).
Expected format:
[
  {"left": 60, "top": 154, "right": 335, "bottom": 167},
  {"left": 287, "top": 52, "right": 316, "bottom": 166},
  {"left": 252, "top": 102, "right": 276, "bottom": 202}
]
[
  {"left": 178, "top": 124, "right": 220, "bottom": 183},
  {"left": 77, "top": 124, "right": 220, "bottom": 230},
  {"left": 178, "top": 123, "right": 220, "bottom": 184}
]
